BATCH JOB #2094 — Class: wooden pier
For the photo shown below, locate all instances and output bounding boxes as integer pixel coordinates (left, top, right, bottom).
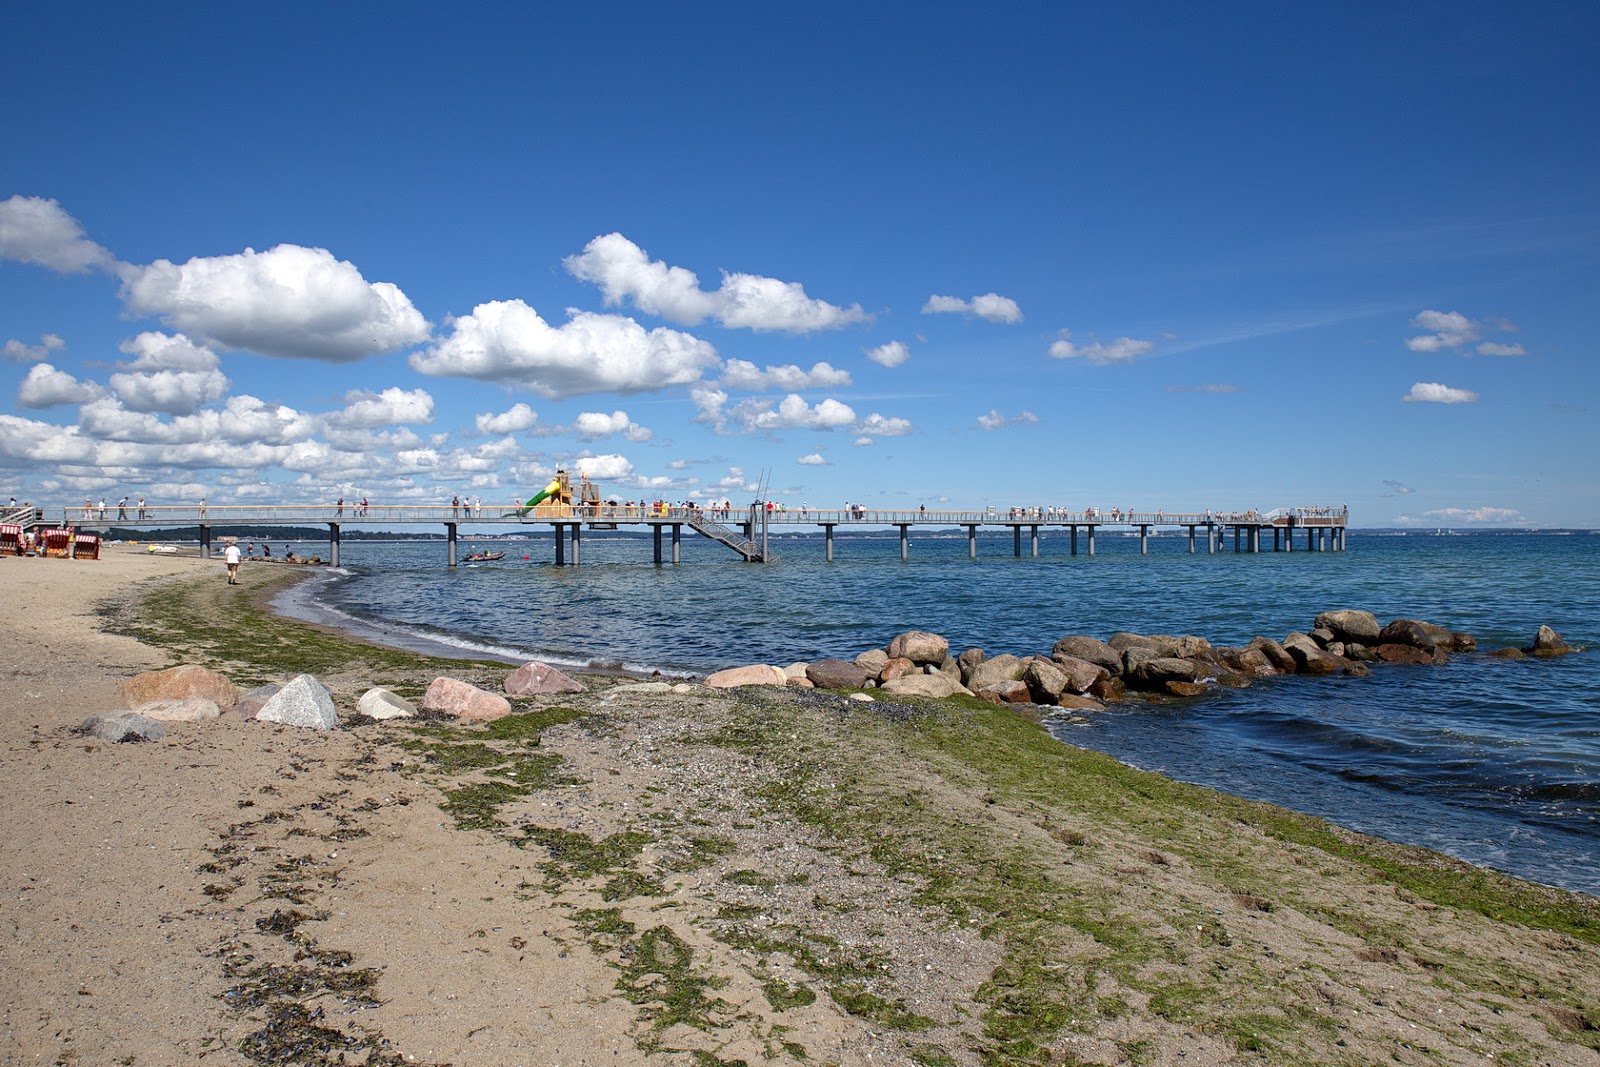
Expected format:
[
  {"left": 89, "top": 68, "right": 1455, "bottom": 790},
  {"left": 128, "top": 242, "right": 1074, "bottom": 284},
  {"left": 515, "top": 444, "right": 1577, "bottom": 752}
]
[{"left": 31, "top": 503, "right": 1349, "bottom": 567}]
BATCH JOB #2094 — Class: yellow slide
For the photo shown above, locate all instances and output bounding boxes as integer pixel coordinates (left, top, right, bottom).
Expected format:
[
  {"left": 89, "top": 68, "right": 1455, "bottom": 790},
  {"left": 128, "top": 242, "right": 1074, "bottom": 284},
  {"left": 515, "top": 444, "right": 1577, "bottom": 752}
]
[{"left": 515, "top": 478, "right": 563, "bottom": 516}]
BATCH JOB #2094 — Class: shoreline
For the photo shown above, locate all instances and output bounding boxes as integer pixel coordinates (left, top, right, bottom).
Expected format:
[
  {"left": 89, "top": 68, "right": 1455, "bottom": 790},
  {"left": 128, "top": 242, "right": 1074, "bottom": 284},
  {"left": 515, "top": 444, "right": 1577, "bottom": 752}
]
[{"left": 3, "top": 545, "right": 1599, "bottom": 1066}]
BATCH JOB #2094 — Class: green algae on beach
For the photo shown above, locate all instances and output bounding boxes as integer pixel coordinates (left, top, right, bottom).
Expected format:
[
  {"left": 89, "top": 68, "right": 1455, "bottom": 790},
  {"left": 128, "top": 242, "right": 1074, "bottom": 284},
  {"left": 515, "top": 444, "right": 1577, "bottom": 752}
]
[{"left": 114, "top": 565, "right": 1600, "bottom": 1065}]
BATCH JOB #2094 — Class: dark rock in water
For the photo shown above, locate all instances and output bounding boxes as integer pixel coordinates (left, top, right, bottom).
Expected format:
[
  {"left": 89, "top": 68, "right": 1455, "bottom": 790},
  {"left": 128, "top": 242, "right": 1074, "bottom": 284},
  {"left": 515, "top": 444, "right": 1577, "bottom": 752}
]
[
  {"left": 1089, "top": 676, "right": 1127, "bottom": 703},
  {"left": 1127, "top": 656, "right": 1207, "bottom": 690},
  {"left": 1056, "top": 693, "right": 1106, "bottom": 711},
  {"left": 75, "top": 712, "right": 166, "bottom": 743},
  {"left": 1527, "top": 625, "right": 1576, "bottom": 657},
  {"left": 1378, "top": 619, "right": 1438, "bottom": 650},
  {"left": 1282, "top": 633, "right": 1343, "bottom": 675},
  {"left": 1374, "top": 643, "right": 1443, "bottom": 665},
  {"left": 807, "top": 658, "right": 872, "bottom": 689},
  {"left": 1248, "top": 636, "right": 1297, "bottom": 674},
  {"left": 1343, "top": 643, "right": 1377, "bottom": 663},
  {"left": 1163, "top": 680, "right": 1210, "bottom": 698},
  {"left": 1487, "top": 646, "right": 1527, "bottom": 660},
  {"left": 886, "top": 630, "right": 949, "bottom": 665},
  {"left": 1109, "top": 632, "right": 1160, "bottom": 654},
  {"left": 1314, "top": 609, "right": 1382, "bottom": 644},
  {"left": 1450, "top": 632, "right": 1478, "bottom": 652},
  {"left": 1051, "top": 635, "right": 1122, "bottom": 676},
  {"left": 1048, "top": 654, "right": 1107, "bottom": 693},
  {"left": 1415, "top": 621, "right": 1476, "bottom": 652},
  {"left": 1309, "top": 627, "right": 1336, "bottom": 648},
  {"left": 504, "top": 661, "right": 587, "bottom": 696},
  {"left": 1219, "top": 646, "right": 1277, "bottom": 677}
]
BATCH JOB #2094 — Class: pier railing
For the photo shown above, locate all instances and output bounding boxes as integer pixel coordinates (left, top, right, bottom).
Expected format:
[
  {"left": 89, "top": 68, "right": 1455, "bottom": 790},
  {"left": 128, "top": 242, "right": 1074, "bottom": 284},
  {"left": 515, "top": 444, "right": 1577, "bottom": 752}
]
[{"left": 51, "top": 503, "right": 1348, "bottom": 528}]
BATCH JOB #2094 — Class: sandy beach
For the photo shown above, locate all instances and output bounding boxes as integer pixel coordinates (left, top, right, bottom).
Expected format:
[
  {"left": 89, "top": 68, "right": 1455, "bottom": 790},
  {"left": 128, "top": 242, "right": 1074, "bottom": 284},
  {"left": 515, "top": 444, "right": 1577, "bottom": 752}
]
[{"left": 2, "top": 545, "right": 1597, "bottom": 1067}]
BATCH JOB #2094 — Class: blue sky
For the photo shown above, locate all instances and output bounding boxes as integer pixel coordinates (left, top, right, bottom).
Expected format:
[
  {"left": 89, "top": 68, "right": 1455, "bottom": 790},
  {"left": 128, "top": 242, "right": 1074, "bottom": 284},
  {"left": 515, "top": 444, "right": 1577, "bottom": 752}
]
[{"left": 2, "top": 2, "right": 1596, "bottom": 526}]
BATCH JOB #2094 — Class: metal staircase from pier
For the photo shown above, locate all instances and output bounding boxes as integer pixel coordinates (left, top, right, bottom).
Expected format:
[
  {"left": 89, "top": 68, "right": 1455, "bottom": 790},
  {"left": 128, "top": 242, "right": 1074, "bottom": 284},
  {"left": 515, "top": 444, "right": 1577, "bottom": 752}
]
[{"left": 686, "top": 509, "right": 775, "bottom": 562}]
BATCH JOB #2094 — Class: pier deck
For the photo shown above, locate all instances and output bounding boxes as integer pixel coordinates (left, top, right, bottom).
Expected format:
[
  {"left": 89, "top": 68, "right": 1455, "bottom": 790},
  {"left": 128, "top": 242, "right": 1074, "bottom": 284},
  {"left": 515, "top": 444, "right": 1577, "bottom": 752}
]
[{"left": 25, "top": 504, "right": 1349, "bottom": 566}]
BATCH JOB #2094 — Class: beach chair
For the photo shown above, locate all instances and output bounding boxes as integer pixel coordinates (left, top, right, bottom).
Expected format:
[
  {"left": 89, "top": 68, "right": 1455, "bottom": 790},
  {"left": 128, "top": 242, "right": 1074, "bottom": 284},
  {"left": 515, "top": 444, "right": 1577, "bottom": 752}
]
[{"left": 0, "top": 524, "right": 21, "bottom": 556}]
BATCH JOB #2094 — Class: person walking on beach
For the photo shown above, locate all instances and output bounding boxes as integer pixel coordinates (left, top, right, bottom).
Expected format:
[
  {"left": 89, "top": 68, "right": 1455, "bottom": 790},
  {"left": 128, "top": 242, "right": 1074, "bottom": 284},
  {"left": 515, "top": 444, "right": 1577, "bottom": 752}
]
[{"left": 223, "top": 541, "right": 242, "bottom": 584}]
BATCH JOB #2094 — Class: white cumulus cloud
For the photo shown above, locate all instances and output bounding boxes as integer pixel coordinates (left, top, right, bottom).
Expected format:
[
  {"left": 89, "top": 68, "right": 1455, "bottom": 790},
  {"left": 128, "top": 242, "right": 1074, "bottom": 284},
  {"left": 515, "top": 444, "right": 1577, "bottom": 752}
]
[
  {"left": 574, "top": 410, "right": 653, "bottom": 442},
  {"left": 719, "top": 359, "right": 852, "bottom": 391},
  {"left": 921, "top": 292, "right": 1023, "bottom": 324},
  {"left": 573, "top": 453, "right": 635, "bottom": 481},
  {"left": 797, "top": 452, "right": 828, "bottom": 465},
  {"left": 328, "top": 387, "right": 435, "bottom": 429},
  {"left": 1405, "top": 309, "right": 1479, "bottom": 352},
  {"left": 475, "top": 403, "right": 538, "bottom": 435},
  {"left": 856, "top": 413, "right": 912, "bottom": 438},
  {"left": 109, "top": 332, "right": 229, "bottom": 415},
  {"left": 4, "top": 333, "right": 66, "bottom": 363},
  {"left": 412, "top": 299, "right": 720, "bottom": 399},
  {"left": 18, "top": 364, "right": 102, "bottom": 408},
  {"left": 1049, "top": 329, "right": 1155, "bottom": 365},
  {"left": 865, "top": 340, "right": 910, "bottom": 368},
  {"left": 1403, "top": 381, "right": 1479, "bottom": 404},
  {"left": 120, "top": 244, "right": 431, "bottom": 361},
  {"left": 1476, "top": 341, "right": 1527, "bottom": 357},
  {"left": 565, "top": 233, "right": 868, "bottom": 333},
  {"left": 0, "top": 196, "right": 118, "bottom": 274},
  {"left": 977, "top": 409, "right": 1039, "bottom": 431}
]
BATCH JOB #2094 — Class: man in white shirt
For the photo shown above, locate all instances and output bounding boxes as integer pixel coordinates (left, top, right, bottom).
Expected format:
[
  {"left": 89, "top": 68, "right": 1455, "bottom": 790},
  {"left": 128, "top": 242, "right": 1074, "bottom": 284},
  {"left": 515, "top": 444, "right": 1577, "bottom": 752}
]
[{"left": 224, "top": 542, "right": 243, "bottom": 585}]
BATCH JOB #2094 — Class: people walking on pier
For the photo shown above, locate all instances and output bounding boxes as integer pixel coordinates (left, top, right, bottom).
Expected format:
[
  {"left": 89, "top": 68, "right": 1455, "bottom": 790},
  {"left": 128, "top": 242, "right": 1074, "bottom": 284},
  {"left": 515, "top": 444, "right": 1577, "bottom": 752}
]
[
  {"left": 137, "top": 496, "right": 146, "bottom": 519},
  {"left": 117, "top": 496, "right": 128, "bottom": 520},
  {"left": 337, "top": 496, "right": 344, "bottom": 517},
  {"left": 451, "top": 494, "right": 460, "bottom": 517}
]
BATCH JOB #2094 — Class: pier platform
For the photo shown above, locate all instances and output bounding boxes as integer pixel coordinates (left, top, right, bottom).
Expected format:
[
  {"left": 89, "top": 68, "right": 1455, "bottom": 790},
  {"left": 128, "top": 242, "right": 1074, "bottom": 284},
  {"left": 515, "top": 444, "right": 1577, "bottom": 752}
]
[{"left": 28, "top": 503, "right": 1349, "bottom": 567}]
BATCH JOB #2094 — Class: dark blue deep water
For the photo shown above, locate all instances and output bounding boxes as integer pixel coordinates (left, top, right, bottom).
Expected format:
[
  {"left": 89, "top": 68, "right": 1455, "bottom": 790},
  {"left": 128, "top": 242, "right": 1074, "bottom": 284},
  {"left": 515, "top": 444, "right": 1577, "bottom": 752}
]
[{"left": 279, "top": 528, "right": 1600, "bottom": 894}]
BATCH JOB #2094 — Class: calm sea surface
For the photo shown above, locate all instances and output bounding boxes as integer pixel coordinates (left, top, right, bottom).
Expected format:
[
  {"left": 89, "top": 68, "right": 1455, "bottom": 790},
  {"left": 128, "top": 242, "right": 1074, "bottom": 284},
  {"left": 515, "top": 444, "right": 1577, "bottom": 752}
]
[{"left": 276, "top": 528, "right": 1600, "bottom": 895}]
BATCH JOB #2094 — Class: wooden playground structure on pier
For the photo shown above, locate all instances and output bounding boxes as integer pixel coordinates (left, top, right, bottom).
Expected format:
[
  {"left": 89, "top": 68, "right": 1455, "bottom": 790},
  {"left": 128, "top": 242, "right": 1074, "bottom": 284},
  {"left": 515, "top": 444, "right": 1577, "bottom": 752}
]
[{"left": 11, "top": 472, "right": 1349, "bottom": 567}]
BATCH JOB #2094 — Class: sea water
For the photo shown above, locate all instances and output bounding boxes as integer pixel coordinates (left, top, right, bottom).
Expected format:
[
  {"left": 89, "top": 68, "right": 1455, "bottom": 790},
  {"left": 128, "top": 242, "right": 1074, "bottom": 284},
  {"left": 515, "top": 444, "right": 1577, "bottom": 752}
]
[{"left": 279, "top": 528, "right": 1600, "bottom": 894}]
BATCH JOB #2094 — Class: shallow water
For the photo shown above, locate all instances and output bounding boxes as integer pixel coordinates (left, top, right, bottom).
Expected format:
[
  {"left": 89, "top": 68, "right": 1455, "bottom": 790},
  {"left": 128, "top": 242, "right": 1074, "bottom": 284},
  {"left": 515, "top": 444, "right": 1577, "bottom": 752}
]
[{"left": 284, "top": 528, "right": 1600, "bottom": 894}]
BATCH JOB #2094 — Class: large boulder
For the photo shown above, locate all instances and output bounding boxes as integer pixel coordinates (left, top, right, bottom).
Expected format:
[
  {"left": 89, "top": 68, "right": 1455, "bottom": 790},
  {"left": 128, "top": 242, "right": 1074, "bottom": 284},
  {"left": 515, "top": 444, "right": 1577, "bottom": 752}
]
[
  {"left": 1056, "top": 693, "right": 1107, "bottom": 711},
  {"left": 1282, "top": 633, "right": 1343, "bottom": 676},
  {"left": 1314, "top": 610, "right": 1381, "bottom": 644},
  {"left": 132, "top": 697, "right": 221, "bottom": 722},
  {"left": 257, "top": 674, "right": 340, "bottom": 730},
  {"left": 1218, "top": 647, "right": 1277, "bottom": 677},
  {"left": 956, "top": 648, "right": 987, "bottom": 684},
  {"left": 976, "top": 680, "right": 1032, "bottom": 705},
  {"left": 1109, "top": 632, "right": 1162, "bottom": 654},
  {"left": 357, "top": 687, "right": 417, "bottom": 720},
  {"left": 878, "top": 657, "right": 917, "bottom": 683},
  {"left": 1378, "top": 619, "right": 1438, "bottom": 650},
  {"left": 1050, "top": 636, "right": 1121, "bottom": 676},
  {"left": 504, "top": 661, "right": 587, "bottom": 696},
  {"left": 120, "top": 665, "right": 239, "bottom": 711},
  {"left": 886, "top": 630, "right": 950, "bottom": 665},
  {"left": 704, "top": 664, "right": 789, "bottom": 689},
  {"left": 1247, "top": 636, "right": 1297, "bottom": 674},
  {"left": 1047, "top": 654, "right": 1107, "bottom": 694},
  {"left": 421, "top": 676, "right": 514, "bottom": 720},
  {"left": 1526, "top": 625, "right": 1576, "bottom": 657},
  {"left": 1126, "top": 656, "right": 1208, "bottom": 690},
  {"left": 854, "top": 648, "right": 890, "bottom": 675},
  {"left": 75, "top": 712, "right": 167, "bottom": 742},
  {"left": 234, "top": 684, "right": 282, "bottom": 719},
  {"left": 1374, "top": 644, "right": 1442, "bottom": 665},
  {"left": 1023, "top": 657, "right": 1071, "bottom": 705},
  {"left": 1088, "top": 676, "right": 1126, "bottom": 703},
  {"left": 966, "top": 654, "right": 1026, "bottom": 691},
  {"left": 807, "top": 658, "right": 872, "bottom": 689},
  {"left": 880, "top": 673, "right": 970, "bottom": 699}
]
